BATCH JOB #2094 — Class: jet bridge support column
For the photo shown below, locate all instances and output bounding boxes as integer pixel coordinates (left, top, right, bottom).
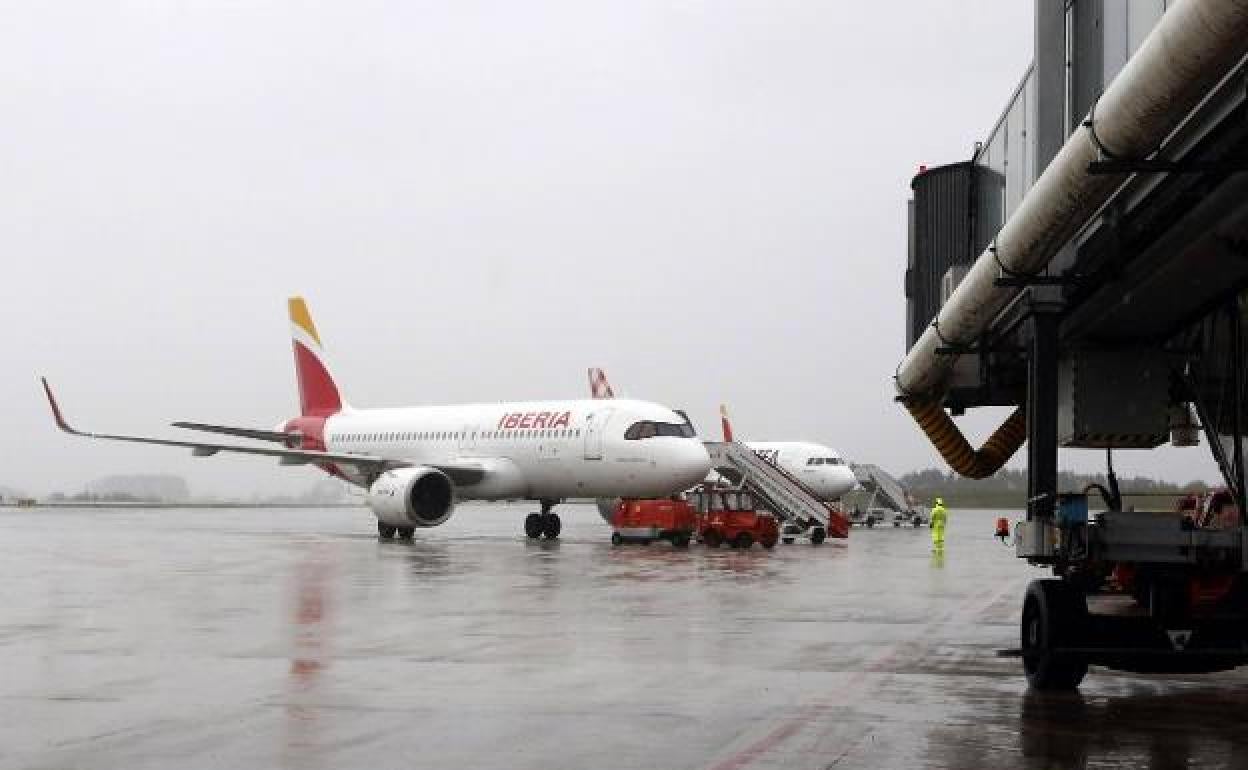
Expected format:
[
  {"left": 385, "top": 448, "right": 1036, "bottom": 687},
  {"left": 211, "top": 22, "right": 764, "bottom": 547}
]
[{"left": 1025, "top": 288, "right": 1063, "bottom": 524}]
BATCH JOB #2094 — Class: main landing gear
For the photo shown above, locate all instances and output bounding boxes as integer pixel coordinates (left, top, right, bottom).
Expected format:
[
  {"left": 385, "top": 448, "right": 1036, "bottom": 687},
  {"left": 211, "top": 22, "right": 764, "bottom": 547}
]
[
  {"left": 525, "top": 499, "right": 562, "bottom": 540},
  {"left": 377, "top": 522, "right": 415, "bottom": 540}
]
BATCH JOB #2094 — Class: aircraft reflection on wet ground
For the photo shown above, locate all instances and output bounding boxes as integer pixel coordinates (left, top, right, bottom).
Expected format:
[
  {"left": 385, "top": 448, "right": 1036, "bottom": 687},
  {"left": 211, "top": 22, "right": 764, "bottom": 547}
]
[{"left": 2, "top": 503, "right": 1247, "bottom": 769}]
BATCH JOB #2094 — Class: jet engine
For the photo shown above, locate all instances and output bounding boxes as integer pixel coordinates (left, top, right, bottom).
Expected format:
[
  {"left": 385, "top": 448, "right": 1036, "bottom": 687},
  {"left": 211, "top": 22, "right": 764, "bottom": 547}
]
[{"left": 368, "top": 467, "right": 455, "bottom": 528}]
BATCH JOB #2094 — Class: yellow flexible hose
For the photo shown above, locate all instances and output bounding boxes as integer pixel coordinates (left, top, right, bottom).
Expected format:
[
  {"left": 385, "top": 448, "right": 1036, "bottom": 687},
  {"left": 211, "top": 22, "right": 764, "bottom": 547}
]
[{"left": 905, "top": 401, "right": 1026, "bottom": 479}]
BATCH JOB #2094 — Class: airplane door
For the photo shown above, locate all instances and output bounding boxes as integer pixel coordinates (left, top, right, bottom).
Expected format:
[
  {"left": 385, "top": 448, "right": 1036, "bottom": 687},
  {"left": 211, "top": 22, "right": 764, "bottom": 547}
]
[
  {"left": 459, "top": 424, "right": 477, "bottom": 455},
  {"left": 583, "top": 409, "right": 612, "bottom": 460}
]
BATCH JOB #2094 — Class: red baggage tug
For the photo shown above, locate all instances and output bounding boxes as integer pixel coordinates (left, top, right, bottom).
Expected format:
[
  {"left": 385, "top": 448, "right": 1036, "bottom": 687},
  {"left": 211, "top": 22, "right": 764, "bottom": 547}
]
[{"left": 610, "top": 498, "right": 696, "bottom": 547}]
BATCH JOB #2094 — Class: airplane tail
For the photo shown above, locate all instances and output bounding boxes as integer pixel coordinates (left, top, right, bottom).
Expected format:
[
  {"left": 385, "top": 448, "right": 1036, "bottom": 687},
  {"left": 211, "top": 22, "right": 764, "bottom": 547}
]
[
  {"left": 289, "top": 296, "right": 345, "bottom": 417},
  {"left": 588, "top": 367, "right": 615, "bottom": 399},
  {"left": 720, "top": 404, "right": 735, "bottom": 442}
]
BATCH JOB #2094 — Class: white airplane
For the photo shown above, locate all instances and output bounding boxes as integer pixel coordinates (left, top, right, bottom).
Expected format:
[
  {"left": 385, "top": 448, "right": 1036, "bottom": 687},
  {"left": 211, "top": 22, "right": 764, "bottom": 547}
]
[
  {"left": 588, "top": 368, "right": 857, "bottom": 501},
  {"left": 38, "top": 299, "right": 712, "bottom": 541}
]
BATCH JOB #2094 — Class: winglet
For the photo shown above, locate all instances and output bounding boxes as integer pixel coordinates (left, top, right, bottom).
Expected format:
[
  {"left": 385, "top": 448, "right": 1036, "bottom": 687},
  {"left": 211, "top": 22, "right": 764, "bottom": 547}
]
[
  {"left": 41, "top": 377, "right": 80, "bottom": 435},
  {"left": 719, "top": 403, "right": 734, "bottom": 442}
]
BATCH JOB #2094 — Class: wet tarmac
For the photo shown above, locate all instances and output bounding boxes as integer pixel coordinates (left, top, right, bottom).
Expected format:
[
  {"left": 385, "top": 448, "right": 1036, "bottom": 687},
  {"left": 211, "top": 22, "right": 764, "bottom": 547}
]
[{"left": 3, "top": 503, "right": 1248, "bottom": 769}]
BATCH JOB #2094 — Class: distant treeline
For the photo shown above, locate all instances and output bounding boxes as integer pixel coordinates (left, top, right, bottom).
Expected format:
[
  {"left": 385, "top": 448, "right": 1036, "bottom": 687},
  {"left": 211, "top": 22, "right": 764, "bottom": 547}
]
[
  {"left": 899, "top": 468, "right": 1211, "bottom": 510},
  {"left": 47, "top": 491, "right": 165, "bottom": 504},
  {"left": 17, "top": 475, "right": 351, "bottom": 506}
]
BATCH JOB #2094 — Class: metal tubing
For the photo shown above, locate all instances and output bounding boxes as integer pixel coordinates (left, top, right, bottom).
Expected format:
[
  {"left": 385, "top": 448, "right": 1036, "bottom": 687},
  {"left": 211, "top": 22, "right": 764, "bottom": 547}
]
[{"left": 896, "top": 0, "right": 1248, "bottom": 400}]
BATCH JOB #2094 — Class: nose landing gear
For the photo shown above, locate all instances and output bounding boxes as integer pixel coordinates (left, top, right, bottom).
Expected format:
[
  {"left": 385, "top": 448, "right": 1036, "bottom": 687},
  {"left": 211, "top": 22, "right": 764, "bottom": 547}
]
[
  {"left": 525, "top": 499, "right": 562, "bottom": 540},
  {"left": 377, "top": 522, "right": 415, "bottom": 540}
]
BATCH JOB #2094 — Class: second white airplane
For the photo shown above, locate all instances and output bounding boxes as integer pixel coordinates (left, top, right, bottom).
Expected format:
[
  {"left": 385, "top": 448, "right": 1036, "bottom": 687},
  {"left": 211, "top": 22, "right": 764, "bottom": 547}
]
[{"left": 42, "top": 299, "right": 712, "bottom": 540}]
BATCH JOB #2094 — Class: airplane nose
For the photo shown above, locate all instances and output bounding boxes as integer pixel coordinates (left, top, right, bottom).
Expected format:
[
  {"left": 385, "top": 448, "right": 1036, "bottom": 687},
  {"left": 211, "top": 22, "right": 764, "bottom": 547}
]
[
  {"left": 835, "top": 467, "right": 858, "bottom": 496},
  {"left": 676, "top": 440, "right": 713, "bottom": 486}
]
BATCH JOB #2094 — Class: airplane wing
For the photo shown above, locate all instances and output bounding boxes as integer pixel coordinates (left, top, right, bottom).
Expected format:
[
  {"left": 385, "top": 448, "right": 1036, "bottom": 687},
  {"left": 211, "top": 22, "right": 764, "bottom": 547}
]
[
  {"left": 41, "top": 378, "right": 397, "bottom": 475},
  {"left": 171, "top": 421, "right": 296, "bottom": 444},
  {"left": 43, "top": 378, "right": 491, "bottom": 486}
]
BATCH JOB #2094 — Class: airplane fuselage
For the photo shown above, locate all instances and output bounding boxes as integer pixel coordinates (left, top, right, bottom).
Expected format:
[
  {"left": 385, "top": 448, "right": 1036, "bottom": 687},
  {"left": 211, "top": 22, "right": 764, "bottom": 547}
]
[{"left": 313, "top": 398, "right": 711, "bottom": 500}]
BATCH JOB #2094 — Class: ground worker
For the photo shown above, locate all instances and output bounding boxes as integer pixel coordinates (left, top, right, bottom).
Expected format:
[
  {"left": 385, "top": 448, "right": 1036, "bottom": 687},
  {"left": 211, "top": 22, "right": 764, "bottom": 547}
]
[{"left": 930, "top": 497, "right": 948, "bottom": 547}]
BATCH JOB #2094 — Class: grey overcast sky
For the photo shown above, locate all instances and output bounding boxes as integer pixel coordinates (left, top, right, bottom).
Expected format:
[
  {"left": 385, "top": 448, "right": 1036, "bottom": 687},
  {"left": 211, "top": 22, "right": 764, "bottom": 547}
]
[{"left": 1, "top": 1, "right": 1220, "bottom": 497}]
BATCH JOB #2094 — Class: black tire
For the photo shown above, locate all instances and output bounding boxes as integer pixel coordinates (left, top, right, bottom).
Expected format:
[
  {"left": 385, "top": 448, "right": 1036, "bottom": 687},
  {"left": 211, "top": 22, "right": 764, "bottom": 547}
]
[
  {"left": 1021, "top": 579, "right": 1089, "bottom": 691},
  {"left": 866, "top": 519, "right": 875, "bottom": 528},
  {"left": 671, "top": 533, "right": 691, "bottom": 549},
  {"left": 733, "top": 532, "right": 754, "bottom": 550},
  {"left": 524, "top": 513, "right": 543, "bottom": 539},
  {"left": 397, "top": 527, "right": 415, "bottom": 539},
  {"left": 781, "top": 537, "right": 795, "bottom": 545},
  {"left": 611, "top": 532, "right": 622, "bottom": 546},
  {"left": 377, "top": 522, "right": 397, "bottom": 540},
  {"left": 761, "top": 535, "right": 777, "bottom": 549},
  {"left": 913, "top": 519, "right": 923, "bottom": 528},
  {"left": 703, "top": 529, "right": 723, "bottom": 548},
  {"left": 810, "top": 527, "right": 827, "bottom": 545},
  {"left": 542, "top": 513, "right": 562, "bottom": 540}
]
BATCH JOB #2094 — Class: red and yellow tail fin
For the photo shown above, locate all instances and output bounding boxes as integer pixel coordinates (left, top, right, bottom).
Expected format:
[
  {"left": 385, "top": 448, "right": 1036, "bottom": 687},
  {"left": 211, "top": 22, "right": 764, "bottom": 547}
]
[
  {"left": 720, "top": 403, "right": 735, "bottom": 442},
  {"left": 289, "top": 296, "right": 344, "bottom": 417}
]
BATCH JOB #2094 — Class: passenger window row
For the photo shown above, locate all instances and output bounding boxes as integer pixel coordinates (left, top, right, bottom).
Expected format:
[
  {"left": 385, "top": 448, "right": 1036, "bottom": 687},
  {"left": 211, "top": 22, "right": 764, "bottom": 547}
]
[
  {"left": 480, "top": 429, "right": 580, "bottom": 440},
  {"left": 332, "top": 429, "right": 582, "bottom": 443},
  {"left": 335, "top": 431, "right": 461, "bottom": 442},
  {"left": 806, "top": 457, "right": 845, "bottom": 466}
]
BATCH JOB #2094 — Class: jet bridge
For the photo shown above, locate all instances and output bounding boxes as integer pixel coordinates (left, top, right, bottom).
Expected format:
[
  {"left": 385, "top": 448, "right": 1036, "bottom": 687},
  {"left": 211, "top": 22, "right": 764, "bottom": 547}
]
[
  {"left": 704, "top": 441, "right": 848, "bottom": 542},
  {"left": 898, "top": 0, "right": 1248, "bottom": 690}
]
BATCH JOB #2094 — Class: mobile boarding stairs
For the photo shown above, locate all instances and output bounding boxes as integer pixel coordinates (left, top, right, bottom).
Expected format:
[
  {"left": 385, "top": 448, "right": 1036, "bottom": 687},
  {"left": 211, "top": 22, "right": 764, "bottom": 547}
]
[
  {"left": 849, "top": 463, "right": 929, "bottom": 527},
  {"left": 704, "top": 441, "right": 848, "bottom": 542}
]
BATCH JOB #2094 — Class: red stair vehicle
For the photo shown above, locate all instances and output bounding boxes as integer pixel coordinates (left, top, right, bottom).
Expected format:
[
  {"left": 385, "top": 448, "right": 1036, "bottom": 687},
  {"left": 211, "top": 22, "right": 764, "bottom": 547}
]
[{"left": 690, "top": 487, "right": 780, "bottom": 549}]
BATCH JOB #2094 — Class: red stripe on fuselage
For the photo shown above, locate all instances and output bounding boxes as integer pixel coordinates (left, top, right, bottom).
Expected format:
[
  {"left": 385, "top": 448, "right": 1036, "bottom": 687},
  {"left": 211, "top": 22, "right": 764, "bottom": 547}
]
[{"left": 282, "top": 415, "right": 346, "bottom": 480}]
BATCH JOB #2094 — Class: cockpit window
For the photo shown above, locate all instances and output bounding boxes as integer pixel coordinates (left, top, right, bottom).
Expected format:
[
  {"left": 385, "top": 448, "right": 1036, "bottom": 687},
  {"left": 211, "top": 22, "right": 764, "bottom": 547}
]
[{"left": 625, "top": 420, "right": 695, "bottom": 440}]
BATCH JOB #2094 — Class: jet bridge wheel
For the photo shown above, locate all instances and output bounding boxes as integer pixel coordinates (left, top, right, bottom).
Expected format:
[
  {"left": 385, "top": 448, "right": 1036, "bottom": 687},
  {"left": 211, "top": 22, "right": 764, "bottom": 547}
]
[
  {"left": 377, "top": 522, "right": 397, "bottom": 540},
  {"left": 1021, "top": 579, "right": 1089, "bottom": 691}
]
